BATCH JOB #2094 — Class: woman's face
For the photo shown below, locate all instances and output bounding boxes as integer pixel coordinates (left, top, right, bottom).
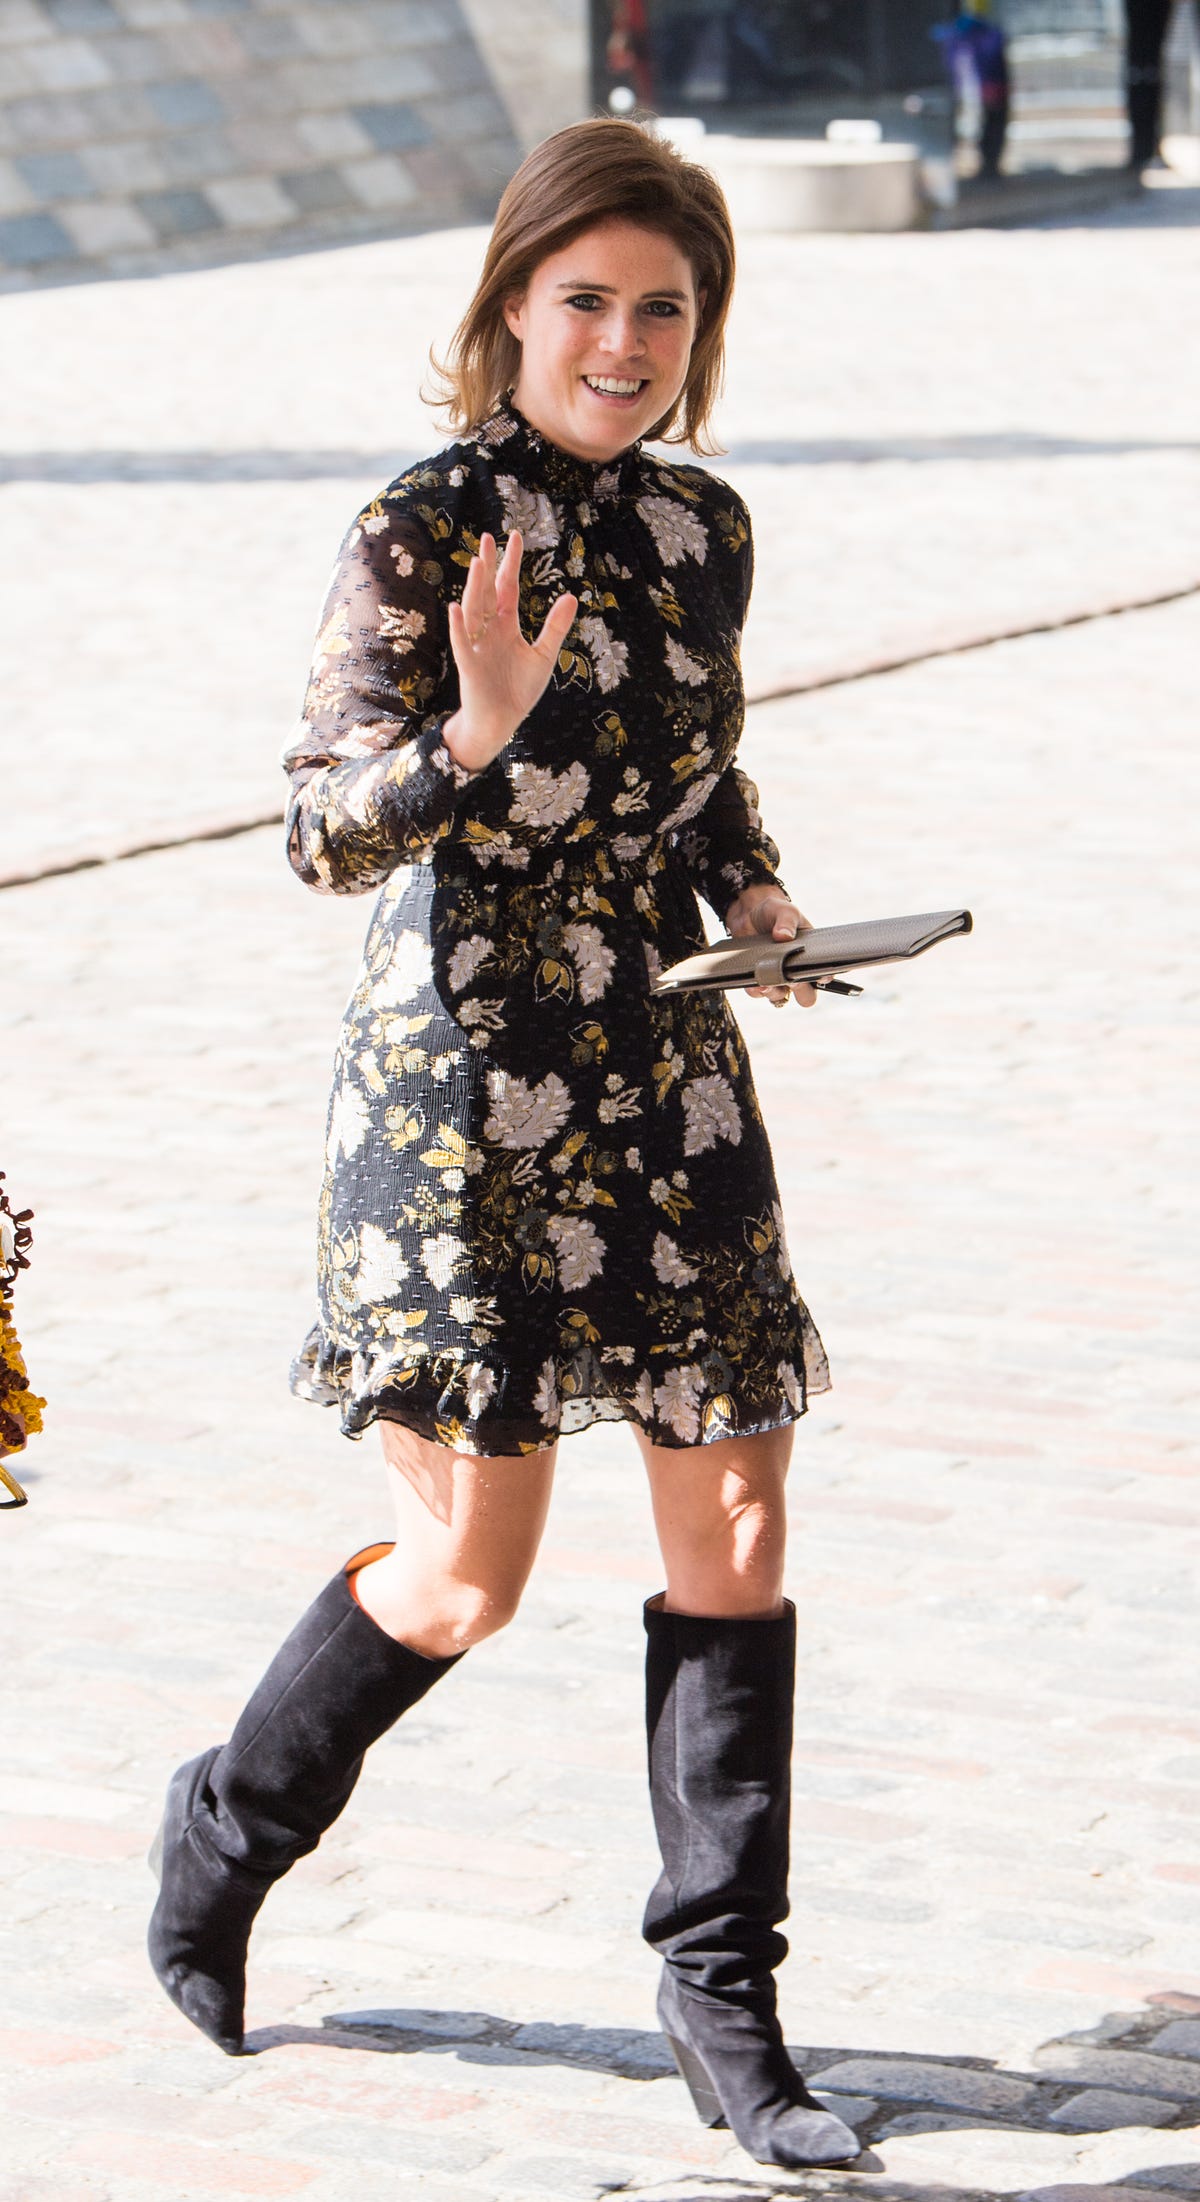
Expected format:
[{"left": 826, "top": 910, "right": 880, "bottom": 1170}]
[{"left": 504, "top": 219, "right": 702, "bottom": 463}]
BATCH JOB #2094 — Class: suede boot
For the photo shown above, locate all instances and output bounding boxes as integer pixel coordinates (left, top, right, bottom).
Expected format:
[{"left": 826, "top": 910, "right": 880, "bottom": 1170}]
[
  {"left": 148, "top": 1544, "right": 460, "bottom": 2053},
  {"left": 643, "top": 1598, "right": 859, "bottom": 2169}
]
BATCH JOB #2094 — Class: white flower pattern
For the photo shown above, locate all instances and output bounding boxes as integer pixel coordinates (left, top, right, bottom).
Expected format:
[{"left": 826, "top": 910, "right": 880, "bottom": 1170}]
[
  {"left": 637, "top": 493, "right": 709, "bottom": 567},
  {"left": 546, "top": 1213, "right": 604, "bottom": 1288},
  {"left": 285, "top": 399, "right": 830, "bottom": 1452},
  {"left": 448, "top": 934, "right": 493, "bottom": 992},
  {"left": 576, "top": 614, "right": 629, "bottom": 694},
  {"left": 485, "top": 1071, "right": 572, "bottom": 1149},
  {"left": 355, "top": 1223, "right": 410, "bottom": 1303},
  {"left": 508, "top": 760, "right": 590, "bottom": 831},
  {"left": 681, "top": 1074, "right": 742, "bottom": 1157},
  {"left": 652, "top": 1232, "right": 700, "bottom": 1287}
]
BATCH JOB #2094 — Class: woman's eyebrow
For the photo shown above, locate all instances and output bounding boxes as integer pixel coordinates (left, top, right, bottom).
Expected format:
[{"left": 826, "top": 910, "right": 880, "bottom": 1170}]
[{"left": 554, "top": 279, "right": 690, "bottom": 299}]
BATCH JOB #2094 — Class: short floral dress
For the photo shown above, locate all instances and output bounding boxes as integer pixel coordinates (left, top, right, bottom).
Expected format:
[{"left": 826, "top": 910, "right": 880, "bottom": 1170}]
[{"left": 284, "top": 398, "right": 830, "bottom": 1455}]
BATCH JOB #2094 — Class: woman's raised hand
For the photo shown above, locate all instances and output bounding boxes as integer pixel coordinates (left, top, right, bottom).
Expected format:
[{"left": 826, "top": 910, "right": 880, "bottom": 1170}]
[{"left": 443, "top": 531, "right": 578, "bottom": 774}]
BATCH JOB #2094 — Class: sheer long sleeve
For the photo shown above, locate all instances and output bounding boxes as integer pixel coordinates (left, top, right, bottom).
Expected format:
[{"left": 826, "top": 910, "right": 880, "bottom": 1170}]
[
  {"left": 668, "top": 500, "right": 787, "bottom": 926},
  {"left": 283, "top": 499, "right": 479, "bottom": 895},
  {"left": 672, "top": 764, "right": 787, "bottom": 926}
]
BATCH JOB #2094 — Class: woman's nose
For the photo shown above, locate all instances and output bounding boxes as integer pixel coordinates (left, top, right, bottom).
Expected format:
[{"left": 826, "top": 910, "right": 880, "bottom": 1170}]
[{"left": 600, "top": 311, "right": 646, "bottom": 359}]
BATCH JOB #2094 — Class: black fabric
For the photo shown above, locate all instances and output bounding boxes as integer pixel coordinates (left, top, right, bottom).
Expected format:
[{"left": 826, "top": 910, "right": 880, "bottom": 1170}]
[
  {"left": 643, "top": 1599, "right": 794, "bottom": 1996},
  {"left": 642, "top": 1599, "right": 859, "bottom": 2168},
  {"left": 148, "top": 1559, "right": 459, "bottom": 2051},
  {"left": 1125, "top": 0, "right": 1173, "bottom": 160},
  {"left": 205, "top": 1564, "right": 455, "bottom": 1871}
]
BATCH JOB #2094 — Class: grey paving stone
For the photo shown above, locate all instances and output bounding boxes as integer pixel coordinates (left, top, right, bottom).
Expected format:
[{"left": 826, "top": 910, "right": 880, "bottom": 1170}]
[
  {"left": 22, "top": 29, "right": 111, "bottom": 87},
  {"left": 1153, "top": 2024, "right": 1200, "bottom": 2061},
  {"left": 1026, "top": 2189, "right": 1200, "bottom": 2202},
  {"left": 133, "top": 182, "right": 220, "bottom": 233},
  {"left": 806, "top": 2058, "right": 1040, "bottom": 2116},
  {"left": 1032, "top": 2046, "right": 1200, "bottom": 2103},
  {"left": 13, "top": 145, "right": 92, "bottom": 196},
  {"left": 0, "top": 206, "right": 73, "bottom": 259},
  {"left": 351, "top": 99, "right": 432, "bottom": 152},
  {"left": 1113, "top": 2169, "right": 1200, "bottom": 2194},
  {"left": 43, "top": 0, "right": 120, "bottom": 25},
  {"left": 146, "top": 73, "right": 225, "bottom": 128},
  {"left": 287, "top": 2116, "right": 498, "bottom": 2172},
  {"left": 96, "top": 28, "right": 167, "bottom": 83},
  {"left": 157, "top": 124, "right": 238, "bottom": 184},
  {"left": 80, "top": 134, "right": 168, "bottom": 191},
  {"left": 1050, "top": 2088, "right": 1183, "bottom": 2130},
  {"left": 279, "top": 162, "right": 354, "bottom": 215},
  {"left": 235, "top": 12, "right": 306, "bottom": 63}
]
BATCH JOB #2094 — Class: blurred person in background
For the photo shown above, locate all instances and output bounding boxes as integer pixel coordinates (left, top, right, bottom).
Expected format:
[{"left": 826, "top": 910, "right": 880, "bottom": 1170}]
[
  {"left": 147, "top": 116, "right": 862, "bottom": 2177},
  {"left": 935, "top": 0, "right": 1010, "bottom": 179},
  {"left": 649, "top": 0, "right": 779, "bottom": 106},
  {"left": 1125, "top": 0, "right": 1176, "bottom": 167}
]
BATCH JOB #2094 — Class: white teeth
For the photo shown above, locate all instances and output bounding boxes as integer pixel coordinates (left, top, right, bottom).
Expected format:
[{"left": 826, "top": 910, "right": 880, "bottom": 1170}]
[{"left": 585, "top": 376, "right": 644, "bottom": 396}]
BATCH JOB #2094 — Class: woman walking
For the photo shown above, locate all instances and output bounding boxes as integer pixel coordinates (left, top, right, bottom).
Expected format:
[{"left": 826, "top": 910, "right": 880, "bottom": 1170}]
[{"left": 149, "top": 118, "right": 858, "bottom": 2174}]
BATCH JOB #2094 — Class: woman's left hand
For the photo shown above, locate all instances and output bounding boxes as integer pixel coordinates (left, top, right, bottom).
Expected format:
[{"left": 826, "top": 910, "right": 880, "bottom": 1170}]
[{"left": 725, "top": 886, "right": 817, "bottom": 1008}]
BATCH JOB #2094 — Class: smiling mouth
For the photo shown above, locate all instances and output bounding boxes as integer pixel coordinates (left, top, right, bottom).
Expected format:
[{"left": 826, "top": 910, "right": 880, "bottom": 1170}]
[{"left": 583, "top": 375, "right": 648, "bottom": 399}]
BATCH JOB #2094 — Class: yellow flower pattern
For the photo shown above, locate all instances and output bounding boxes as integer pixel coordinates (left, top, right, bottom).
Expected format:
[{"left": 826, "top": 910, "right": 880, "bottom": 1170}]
[{"left": 284, "top": 400, "right": 829, "bottom": 1454}]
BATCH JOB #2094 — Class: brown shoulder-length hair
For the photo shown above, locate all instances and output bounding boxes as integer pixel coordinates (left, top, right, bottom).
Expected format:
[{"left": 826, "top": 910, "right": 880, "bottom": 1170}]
[{"left": 430, "top": 118, "right": 736, "bottom": 455}]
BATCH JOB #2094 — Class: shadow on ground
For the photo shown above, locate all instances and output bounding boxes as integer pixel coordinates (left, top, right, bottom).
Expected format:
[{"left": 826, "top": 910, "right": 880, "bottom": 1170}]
[
  {"left": 243, "top": 1993, "right": 1200, "bottom": 2199},
  {"left": 6, "top": 431, "right": 1200, "bottom": 484}
]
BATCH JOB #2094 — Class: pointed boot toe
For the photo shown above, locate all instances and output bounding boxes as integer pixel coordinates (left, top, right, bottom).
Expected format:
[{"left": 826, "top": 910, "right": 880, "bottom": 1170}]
[
  {"left": 658, "top": 1970, "right": 860, "bottom": 2170},
  {"left": 767, "top": 2100, "right": 861, "bottom": 2170},
  {"left": 147, "top": 1749, "right": 268, "bottom": 2056}
]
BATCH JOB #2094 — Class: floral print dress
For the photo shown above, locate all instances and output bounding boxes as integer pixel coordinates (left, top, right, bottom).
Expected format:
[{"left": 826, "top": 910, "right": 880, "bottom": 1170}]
[{"left": 285, "top": 398, "right": 829, "bottom": 1455}]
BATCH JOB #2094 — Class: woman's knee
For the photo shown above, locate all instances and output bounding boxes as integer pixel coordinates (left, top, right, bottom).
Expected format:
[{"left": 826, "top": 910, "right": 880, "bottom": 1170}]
[
  {"left": 353, "top": 1552, "right": 526, "bottom": 1656},
  {"left": 641, "top": 1428, "right": 792, "bottom": 1616},
  {"left": 430, "top": 1573, "right": 525, "bottom": 1652},
  {"left": 664, "top": 1507, "right": 787, "bottom": 1615}
]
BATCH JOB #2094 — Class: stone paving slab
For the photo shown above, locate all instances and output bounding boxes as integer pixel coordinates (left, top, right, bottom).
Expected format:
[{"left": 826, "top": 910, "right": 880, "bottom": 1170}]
[
  {"left": 2, "top": 568, "right": 1199, "bottom": 2193},
  {"left": 3, "top": 192, "right": 1200, "bottom": 877}
]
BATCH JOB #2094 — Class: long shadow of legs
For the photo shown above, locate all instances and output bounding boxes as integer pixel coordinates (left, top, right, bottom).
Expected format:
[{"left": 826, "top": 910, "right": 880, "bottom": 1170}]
[
  {"left": 244, "top": 2005, "right": 676, "bottom": 2078},
  {"left": 243, "top": 1993, "right": 1200, "bottom": 2202}
]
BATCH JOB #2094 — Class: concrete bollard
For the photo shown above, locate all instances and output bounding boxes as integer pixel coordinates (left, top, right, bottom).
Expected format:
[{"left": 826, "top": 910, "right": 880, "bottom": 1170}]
[{"left": 702, "top": 137, "right": 926, "bottom": 233}]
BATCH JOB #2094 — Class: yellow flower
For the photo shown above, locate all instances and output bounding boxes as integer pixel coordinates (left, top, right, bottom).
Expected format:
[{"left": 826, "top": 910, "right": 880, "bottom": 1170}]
[{"left": 0, "top": 1306, "right": 45, "bottom": 1461}]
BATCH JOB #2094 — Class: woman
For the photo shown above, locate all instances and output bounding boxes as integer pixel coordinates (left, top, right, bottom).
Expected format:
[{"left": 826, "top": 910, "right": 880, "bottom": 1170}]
[{"left": 149, "top": 118, "right": 858, "bottom": 2174}]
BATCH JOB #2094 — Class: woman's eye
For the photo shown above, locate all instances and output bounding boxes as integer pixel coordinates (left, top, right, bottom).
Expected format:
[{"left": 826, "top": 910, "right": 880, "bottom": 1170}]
[{"left": 563, "top": 294, "right": 682, "bottom": 317}]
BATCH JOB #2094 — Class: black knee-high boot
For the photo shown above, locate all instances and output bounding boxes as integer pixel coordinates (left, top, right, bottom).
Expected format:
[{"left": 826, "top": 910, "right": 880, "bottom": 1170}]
[
  {"left": 148, "top": 1543, "right": 461, "bottom": 2054},
  {"left": 643, "top": 1598, "right": 859, "bottom": 2169}
]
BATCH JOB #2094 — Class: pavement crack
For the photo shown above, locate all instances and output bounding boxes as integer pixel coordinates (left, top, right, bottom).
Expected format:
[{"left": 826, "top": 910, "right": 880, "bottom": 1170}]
[{"left": 4, "top": 579, "right": 1198, "bottom": 893}]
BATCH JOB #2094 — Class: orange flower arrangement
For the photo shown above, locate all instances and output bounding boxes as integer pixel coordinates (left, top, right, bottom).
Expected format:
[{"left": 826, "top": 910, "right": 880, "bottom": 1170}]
[{"left": 0, "top": 1173, "right": 42, "bottom": 1507}]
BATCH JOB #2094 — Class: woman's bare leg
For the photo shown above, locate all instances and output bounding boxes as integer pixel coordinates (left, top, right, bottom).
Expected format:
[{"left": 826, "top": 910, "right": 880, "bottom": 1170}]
[
  {"left": 352, "top": 1421, "right": 558, "bottom": 1658},
  {"left": 634, "top": 1423, "right": 793, "bottom": 1616}
]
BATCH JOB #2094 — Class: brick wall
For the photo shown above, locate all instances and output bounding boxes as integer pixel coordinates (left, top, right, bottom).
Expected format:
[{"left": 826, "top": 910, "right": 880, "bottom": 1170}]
[{"left": 0, "top": 0, "right": 588, "bottom": 288}]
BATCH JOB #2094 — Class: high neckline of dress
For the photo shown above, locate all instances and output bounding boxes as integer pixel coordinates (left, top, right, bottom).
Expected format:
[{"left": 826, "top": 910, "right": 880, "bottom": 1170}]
[{"left": 484, "top": 396, "right": 642, "bottom": 503}]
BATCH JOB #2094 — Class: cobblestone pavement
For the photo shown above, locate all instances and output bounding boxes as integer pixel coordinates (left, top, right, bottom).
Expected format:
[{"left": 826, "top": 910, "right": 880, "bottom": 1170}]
[{"left": 1, "top": 188, "right": 1199, "bottom": 2199}]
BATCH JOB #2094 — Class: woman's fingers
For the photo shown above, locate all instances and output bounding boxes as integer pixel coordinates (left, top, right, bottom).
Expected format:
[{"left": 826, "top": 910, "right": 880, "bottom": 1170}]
[
  {"left": 494, "top": 528, "right": 523, "bottom": 621},
  {"left": 461, "top": 531, "right": 503, "bottom": 637},
  {"left": 532, "top": 591, "right": 578, "bottom": 662},
  {"left": 766, "top": 902, "right": 811, "bottom": 940}
]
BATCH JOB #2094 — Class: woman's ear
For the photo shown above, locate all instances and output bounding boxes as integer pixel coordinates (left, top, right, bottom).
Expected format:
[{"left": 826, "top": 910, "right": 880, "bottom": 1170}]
[{"left": 502, "top": 291, "right": 526, "bottom": 342}]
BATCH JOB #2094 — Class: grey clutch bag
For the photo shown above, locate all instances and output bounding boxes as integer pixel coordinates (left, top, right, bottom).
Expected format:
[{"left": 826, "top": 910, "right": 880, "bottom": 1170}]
[{"left": 653, "top": 908, "right": 973, "bottom": 997}]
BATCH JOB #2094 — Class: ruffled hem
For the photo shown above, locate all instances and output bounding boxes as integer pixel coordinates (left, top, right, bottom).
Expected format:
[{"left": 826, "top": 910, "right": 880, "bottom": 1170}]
[{"left": 289, "top": 1317, "right": 831, "bottom": 1459}]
